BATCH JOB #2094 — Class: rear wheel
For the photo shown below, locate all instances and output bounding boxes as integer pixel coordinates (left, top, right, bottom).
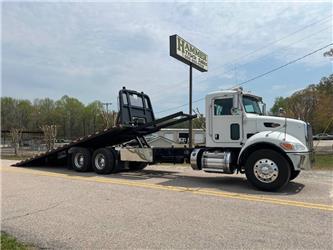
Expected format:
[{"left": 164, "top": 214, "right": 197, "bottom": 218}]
[
  {"left": 71, "top": 148, "right": 91, "bottom": 172},
  {"left": 245, "top": 149, "right": 291, "bottom": 191},
  {"left": 92, "top": 148, "right": 118, "bottom": 174}
]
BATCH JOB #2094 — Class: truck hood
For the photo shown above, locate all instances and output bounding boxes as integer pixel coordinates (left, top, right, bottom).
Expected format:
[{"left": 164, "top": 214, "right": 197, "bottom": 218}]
[{"left": 246, "top": 114, "right": 307, "bottom": 145}]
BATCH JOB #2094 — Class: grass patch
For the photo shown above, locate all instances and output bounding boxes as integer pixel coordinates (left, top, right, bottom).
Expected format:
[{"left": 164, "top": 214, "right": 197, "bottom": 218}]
[
  {"left": 314, "top": 154, "right": 333, "bottom": 170},
  {"left": 1, "top": 232, "right": 29, "bottom": 250}
]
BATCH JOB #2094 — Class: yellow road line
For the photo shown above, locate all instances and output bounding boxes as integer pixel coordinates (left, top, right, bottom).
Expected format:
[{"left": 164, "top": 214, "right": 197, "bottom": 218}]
[{"left": 1, "top": 166, "right": 333, "bottom": 212}]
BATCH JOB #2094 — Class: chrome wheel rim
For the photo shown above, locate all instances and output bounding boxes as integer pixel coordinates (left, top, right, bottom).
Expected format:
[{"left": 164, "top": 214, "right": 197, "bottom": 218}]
[
  {"left": 254, "top": 158, "right": 279, "bottom": 183},
  {"left": 74, "top": 153, "right": 84, "bottom": 169},
  {"left": 95, "top": 153, "right": 106, "bottom": 170}
]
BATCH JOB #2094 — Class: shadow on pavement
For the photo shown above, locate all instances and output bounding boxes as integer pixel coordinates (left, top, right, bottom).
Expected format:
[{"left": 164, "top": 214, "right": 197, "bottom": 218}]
[{"left": 12, "top": 164, "right": 305, "bottom": 196}]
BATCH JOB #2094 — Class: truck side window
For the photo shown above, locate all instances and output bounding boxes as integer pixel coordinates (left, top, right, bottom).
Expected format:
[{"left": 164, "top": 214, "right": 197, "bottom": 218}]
[{"left": 214, "top": 98, "right": 233, "bottom": 116}]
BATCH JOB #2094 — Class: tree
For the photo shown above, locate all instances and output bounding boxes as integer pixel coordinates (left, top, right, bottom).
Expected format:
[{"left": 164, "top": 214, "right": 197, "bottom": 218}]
[
  {"left": 312, "top": 75, "right": 333, "bottom": 133},
  {"left": 10, "top": 128, "right": 22, "bottom": 155},
  {"left": 41, "top": 125, "right": 57, "bottom": 150},
  {"left": 270, "top": 97, "right": 287, "bottom": 115},
  {"left": 286, "top": 85, "right": 316, "bottom": 121},
  {"left": 84, "top": 101, "right": 104, "bottom": 134},
  {"left": 55, "top": 96, "right": 85, "bottom": 139},
  {"left": 323, "top": 48, "right": 333, "bottom": 57},
  {"left": 1, "top": 98, "right": 34, "bottom": 131},
  {"left": 1, "top": 97, "right": 17, "bottom": 130},
  {"left": 270, "top": 74, "right": 333, "bottom": 133},
  {"left": 1, "top": 95, "right": 111, "bottom": 140},
  {"left": 192, "top": 108, "right": 206, "bottom": 131}
]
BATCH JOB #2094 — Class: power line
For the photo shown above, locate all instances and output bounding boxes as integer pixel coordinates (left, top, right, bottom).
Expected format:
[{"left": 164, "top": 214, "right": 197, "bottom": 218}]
[
  {"left": 222, "top": 15, "right": 332, "bottom": 67},
  {"left": 224, "top": 26, "right": 331, "bottom": 81},
  {"left": 157, "top": 15, "right": 332, "bottom": 94},
  {"left": 156, "top": 43, "right": 333, "bottom": 115},
  {"left": 156, "top": 16, "right": 332, "bottom": 115},
  {"left": 182, "top": 25, "right": 331, "bottom": 89},
  {"left": 232, "top": 43, "right": 333, "bottom": 88}
]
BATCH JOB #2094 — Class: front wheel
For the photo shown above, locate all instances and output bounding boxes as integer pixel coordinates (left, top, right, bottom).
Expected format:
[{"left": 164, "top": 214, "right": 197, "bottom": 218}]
[{"left": 245, "top": 149, "right": 291, "bottom": 191}]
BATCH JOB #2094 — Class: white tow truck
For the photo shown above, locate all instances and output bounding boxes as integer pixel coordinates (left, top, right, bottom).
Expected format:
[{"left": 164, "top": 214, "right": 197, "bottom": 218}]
[{"left": 15, "top": 87, "right": 314, "bottom": 191}]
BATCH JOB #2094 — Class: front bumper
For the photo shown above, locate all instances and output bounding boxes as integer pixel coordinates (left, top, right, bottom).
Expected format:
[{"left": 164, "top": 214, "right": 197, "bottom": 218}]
[{"left": 287, "top": 151, "right": 315, "bottom": 171}]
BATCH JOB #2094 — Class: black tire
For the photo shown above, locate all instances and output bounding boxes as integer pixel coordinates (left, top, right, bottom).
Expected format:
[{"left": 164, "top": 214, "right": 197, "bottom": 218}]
[
  {"left": 71, "top": 148, "right": 91, "bottom": 172},
  {"left": 128, "top": 162, "right": 148, "bottom": 171},
  {"left": 245, "top": 149, "right": 291, "bottom": 191},
  {"left": 289, "top": 170, "right": 300, "bottom": 181},
  {"left": 92, "top": 148, "right": 118, "bottom": 174}
]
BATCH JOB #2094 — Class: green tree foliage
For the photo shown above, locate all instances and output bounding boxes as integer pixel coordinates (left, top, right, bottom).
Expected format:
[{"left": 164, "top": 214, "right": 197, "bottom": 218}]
[
  {"left": 1, "top": 96, "right": 113, "bottom": 139},
  {"left": 271, "top": 97, "right": 288, "bottom": 115},
  {"left": 83, "top": 101, "right": 104, "bottom": 135},
  {"left": 1, "top": 97, "right": 34, "bottom": 130},
  {"left": 270, "top": 74, "right": 333, "bottom": 133},
  {"left": 1, "top": 95, "right": 205, "bottom": 141}
]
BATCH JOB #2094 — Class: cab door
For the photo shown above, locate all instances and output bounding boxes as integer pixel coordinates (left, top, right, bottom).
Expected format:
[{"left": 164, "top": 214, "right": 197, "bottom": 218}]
[{"left": 211, "top": 95, "right": 242, "bottom": 145}]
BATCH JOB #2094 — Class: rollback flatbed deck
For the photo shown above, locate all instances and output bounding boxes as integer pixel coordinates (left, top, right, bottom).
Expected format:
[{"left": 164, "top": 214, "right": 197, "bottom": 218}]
[{"left": 13, "top": 88, "right": 196, "bottom": 170}]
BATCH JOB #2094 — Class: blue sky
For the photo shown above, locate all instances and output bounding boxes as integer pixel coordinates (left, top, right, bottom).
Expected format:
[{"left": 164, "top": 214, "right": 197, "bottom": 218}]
[{"left": 2, "top": 1, "right": 332, "bottom": 117}]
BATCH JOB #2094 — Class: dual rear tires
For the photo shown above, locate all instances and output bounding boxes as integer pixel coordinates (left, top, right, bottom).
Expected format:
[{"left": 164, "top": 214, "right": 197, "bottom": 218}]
[
  {"left": 92, "top": 148, "right": 118, "bottom": 174},
  {"left": 70, "top": 147, "right": 147, "bottom": 174},
  {"left": 71, "top": 148, "right": 91, "bottom": 172}
]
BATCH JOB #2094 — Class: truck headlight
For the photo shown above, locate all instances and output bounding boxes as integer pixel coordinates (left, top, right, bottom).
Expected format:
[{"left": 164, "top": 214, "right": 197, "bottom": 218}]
[{"left": 280, "top": 142, "right": 306, "bottom": 151}]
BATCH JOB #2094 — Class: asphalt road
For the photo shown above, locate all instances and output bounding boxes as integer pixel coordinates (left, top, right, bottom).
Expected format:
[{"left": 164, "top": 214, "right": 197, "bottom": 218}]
[{"left": 1, "top": 159, "right": 332, "bottom": 249}]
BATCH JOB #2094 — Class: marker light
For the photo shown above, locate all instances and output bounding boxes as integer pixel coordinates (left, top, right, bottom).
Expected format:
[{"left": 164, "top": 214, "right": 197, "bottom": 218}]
[
  {"left": 280, "top": 142, "right": 306, "bottom": 151},
  {"left": 280, "top": 142, "right": 294, "bottom": 150}
]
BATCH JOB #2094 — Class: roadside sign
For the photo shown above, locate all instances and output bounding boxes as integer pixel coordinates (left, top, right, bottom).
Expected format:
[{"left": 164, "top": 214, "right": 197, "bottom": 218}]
[
  {"left": 170, "top": 34, "right": 208, "bottom": 72},
  {"left": 169, "top": 34, "right": 208, "bottom": 148}
]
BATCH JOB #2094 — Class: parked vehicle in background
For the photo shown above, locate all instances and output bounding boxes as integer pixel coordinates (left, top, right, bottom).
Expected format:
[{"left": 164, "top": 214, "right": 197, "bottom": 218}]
[{"left": 313, "top": 133, "right": 333, "bottom": 140}]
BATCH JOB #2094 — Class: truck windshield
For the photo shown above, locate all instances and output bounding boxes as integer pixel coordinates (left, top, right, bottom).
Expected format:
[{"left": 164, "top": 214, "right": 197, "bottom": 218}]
[{"left": 242, "top": 96, "right": 262, "bottom": 115}]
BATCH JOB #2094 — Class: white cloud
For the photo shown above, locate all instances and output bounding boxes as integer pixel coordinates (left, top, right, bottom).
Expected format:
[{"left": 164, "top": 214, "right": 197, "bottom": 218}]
[{"left": 1, "top": 2, "right": 332, "bottom": 114}]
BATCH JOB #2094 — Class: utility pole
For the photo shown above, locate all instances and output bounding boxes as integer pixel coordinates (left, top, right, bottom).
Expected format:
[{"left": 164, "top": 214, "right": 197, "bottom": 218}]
[{"left": 189, "top": 64, "right": 193, "bottom": 148}]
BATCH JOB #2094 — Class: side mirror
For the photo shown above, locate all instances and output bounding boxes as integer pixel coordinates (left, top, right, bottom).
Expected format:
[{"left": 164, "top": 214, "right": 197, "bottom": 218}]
[
  {"left": 233, "top": 95, "right": 239, "bottom": 109},
  {"left": 231, "top": 107, "right": 240, "bottom": 115},
  {"left": 232, "top": 95, "right": 240, "bottom": 115},
  {"left": 262, "top": 103, "right": 267, "bottom": 115}
]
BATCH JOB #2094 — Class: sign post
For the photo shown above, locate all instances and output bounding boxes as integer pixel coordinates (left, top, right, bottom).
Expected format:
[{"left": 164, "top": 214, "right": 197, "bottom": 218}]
[{"left": 169, "top": 34, "right": 208, "bottom": 148}]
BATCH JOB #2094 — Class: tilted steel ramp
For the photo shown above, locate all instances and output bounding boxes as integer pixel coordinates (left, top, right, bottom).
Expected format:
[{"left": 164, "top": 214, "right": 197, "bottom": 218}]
[{"left": 13, "top": 112, "right": 195, "bottom": 167}]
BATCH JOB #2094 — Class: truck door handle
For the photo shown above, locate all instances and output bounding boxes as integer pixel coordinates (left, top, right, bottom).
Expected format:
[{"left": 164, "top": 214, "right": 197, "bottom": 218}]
[{"left": 215, "top": 134, "right": 219, "bottom": 140}]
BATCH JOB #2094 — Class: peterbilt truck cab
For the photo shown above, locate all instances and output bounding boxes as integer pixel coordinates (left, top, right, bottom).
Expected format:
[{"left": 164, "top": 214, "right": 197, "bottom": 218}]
[{"left": 191, "top": 88, "right": 314, "bottom": 191}]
